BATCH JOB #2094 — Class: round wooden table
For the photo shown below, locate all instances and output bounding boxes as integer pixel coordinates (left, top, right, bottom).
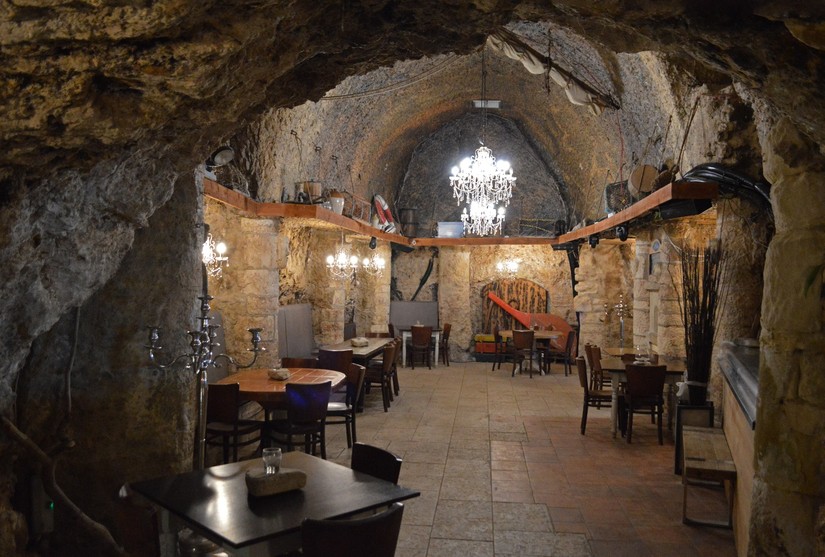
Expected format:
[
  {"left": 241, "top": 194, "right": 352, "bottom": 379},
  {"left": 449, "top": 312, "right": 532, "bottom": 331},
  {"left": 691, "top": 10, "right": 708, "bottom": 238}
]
[{"left": 214, "top": 367, "right": 346, "bottom": 408}]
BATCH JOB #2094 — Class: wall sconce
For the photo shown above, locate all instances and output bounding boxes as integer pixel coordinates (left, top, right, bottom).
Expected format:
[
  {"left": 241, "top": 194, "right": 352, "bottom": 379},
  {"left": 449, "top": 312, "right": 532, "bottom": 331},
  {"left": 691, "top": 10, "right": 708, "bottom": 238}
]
[
  {"left": 361, "top": 254, "right": 386, "bottom": 277},
  {"left": 496, "top": 259, "right": 520, "bottom": 278},
  {"left": 202, "top": 234, "right": 228, "bottom": 279},
  {"left": 326, "top": 231, "right": 359, "bottom": 280}
]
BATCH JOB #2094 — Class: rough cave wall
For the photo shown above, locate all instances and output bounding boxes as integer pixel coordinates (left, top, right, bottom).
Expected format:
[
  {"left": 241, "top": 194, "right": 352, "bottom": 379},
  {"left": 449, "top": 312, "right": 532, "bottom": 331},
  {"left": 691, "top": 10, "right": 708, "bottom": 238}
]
[
  {"left": 439, "top": 248, "right": 472, "bottom": 361},
  {"left": 350, "top": 240, "right": 392, "bottom": 337},
  {"left": 393, "top": 249, "right": 439, "bottom": 303},
  {"left": 11, "top": 176, "right": 199, "bottom": 553},
  {"left": 750, "top": 118, "right": 825, "bottom": 557}
]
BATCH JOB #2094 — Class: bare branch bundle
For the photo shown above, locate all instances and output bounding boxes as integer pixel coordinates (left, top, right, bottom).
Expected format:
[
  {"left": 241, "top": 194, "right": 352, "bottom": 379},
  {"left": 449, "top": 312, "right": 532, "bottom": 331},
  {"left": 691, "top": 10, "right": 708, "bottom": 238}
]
[{"left": 677, "top": 241, "right": 728, "bottom": 396}]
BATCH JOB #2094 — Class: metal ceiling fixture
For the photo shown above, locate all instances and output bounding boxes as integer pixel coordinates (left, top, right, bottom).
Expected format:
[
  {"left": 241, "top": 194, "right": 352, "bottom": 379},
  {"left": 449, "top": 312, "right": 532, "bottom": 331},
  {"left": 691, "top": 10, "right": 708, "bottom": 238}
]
[{"left": 449, "top": 47, "right": 515, "bottom": 237}]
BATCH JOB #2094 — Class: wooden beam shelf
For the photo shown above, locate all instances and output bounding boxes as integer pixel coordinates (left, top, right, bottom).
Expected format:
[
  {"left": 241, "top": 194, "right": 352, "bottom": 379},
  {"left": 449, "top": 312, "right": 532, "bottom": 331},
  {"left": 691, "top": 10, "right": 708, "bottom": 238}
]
[
  {"left": 556, "top": 181, "right": 719, "bottom": 245},
  {"left": 203, "top": 178, "right": 718, "bottom": 247}
]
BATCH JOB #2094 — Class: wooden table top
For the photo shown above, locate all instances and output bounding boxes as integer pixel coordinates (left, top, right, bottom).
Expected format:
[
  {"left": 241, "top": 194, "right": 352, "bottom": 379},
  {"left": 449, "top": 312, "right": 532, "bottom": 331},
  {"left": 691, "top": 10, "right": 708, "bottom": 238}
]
[
  {"left": 322, "top": 337, "right": 393, "bottom": 360},
  {"left": 131, "top": 451, "right": 420, "bottom": 551},
  {"left": 214, "top": 367, "right": 346, "bottom": 404},
  {"left": 499, "top": 329, "right": 563, "bottom": 340},
  {"left": 600, "top": 357, "right": 687, "bottom": 374}
]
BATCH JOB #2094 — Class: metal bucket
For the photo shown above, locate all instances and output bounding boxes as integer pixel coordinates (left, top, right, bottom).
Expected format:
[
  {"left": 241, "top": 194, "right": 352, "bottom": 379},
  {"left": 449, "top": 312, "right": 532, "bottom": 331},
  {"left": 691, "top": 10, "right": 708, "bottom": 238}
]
[{"left": 398, "top": 208, "right": 418, "bottom": 237}]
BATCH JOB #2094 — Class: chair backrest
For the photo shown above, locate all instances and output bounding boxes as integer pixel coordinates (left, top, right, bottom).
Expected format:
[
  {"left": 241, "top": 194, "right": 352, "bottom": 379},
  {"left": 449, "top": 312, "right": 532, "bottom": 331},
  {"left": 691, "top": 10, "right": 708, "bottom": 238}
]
[
  {"left": 512, "top": 329, "right": 535, "bottom": 350},
  {"left": 620, "top": 353, "right": 636, "bottom": 363},
  {"left": 286, "top": 381, "right": 332, "bottom": 424},
  {"left": 564, "top": 330, "right": 577, "bottom": 357},
  {"left": 388, "top": 323, "right": 395, "bottom": 338},
  {"left": 365, "top": 332, "right": 391, "bottom": 338},
  {"left": 351, "top": 442, "right": 403, "bottom": 484},
  {"left": 345, "top": 363, "right": 367, "bottom": 407},
  {"left": 281, "top": 357, "right": 319, "bottom": 368},
  {"left": 411, "top": 325, "right": 432, "bottom": 346},
  {"left": 343, "top": 322, "right": 356, "bottom": 340},
  {"left": 318, "top": 348, "right": 353, "bottom": 373},
  {"left": 590, "top": 345, "right": 602, "bottom": 371},
  {"left": 301, "top": 502, "right": 404, "bottom": 557},
  {"left": 624, "top": 365, "right": 666, "bottom": 398},
  {"left": 382, "top": 342, "right": 398, "bottom": 373},
  {"left": 575, "top": 356, "right": 589, "bottom": 392},
  {"left": 206, "top": 383, "right": 240, "bottom": 424},
  {"left": 441, "top": 323, "right": 452, "bottom": 342}
]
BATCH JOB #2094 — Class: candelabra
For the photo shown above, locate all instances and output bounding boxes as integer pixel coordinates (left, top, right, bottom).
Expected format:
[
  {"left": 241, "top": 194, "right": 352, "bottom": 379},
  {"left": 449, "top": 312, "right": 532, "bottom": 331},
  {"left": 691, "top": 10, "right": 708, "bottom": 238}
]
[
  {"left": 613, "top": 293, "right": 631, "bottom": 347},
  {"left": 146, "top": 293, "right": 264, "bottom": 470}
]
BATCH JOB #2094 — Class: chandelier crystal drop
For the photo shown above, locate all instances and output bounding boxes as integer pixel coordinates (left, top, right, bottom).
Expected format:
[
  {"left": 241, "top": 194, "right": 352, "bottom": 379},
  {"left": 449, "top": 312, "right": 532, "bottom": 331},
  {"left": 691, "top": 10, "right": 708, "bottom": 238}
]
[{"left": 461, "top": 199, "right": 506, "bottom": 237}]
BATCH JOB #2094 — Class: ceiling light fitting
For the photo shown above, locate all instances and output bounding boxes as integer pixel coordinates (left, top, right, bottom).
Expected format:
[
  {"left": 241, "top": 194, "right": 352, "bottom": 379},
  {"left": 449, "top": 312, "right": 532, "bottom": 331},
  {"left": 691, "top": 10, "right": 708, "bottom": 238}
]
[{"left": 449, "top": 47, "right": 515, "bottom": 237}]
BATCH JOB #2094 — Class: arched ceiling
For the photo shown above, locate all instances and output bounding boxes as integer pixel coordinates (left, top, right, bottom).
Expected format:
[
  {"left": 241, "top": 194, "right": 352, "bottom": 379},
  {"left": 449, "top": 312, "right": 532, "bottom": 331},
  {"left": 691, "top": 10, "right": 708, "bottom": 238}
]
[{"left": 1, "top": 1, "right": 822, "bottom": 193}]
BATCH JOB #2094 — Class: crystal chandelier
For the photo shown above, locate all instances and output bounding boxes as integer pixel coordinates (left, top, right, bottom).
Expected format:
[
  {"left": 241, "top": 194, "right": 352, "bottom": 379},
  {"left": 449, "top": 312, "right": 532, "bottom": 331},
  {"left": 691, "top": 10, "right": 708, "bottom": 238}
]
[
  {"left": 449, "top": 47, "right": 515, "bottom": 236},
  {"left": 450, "top": 146, "right": 515, "bottom": 207},
  {"left": 361, "top": 253, "right": 386, "bottom": 277},
  {"left": 202, "top": 233, "right": 228, "bottom": 278},
  {"left": 461, "top": 199, "right": 506, "bottom": 236}
]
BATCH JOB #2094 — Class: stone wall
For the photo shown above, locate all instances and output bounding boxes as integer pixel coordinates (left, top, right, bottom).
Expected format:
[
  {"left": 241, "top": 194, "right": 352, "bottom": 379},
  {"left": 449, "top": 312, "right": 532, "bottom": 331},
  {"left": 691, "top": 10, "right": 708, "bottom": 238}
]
[
  {"left": 205, "top": 198, "right": 284, "bottom": 368},
  {"left": 575, "top": 241, "right": 636, "bottom": 350}
]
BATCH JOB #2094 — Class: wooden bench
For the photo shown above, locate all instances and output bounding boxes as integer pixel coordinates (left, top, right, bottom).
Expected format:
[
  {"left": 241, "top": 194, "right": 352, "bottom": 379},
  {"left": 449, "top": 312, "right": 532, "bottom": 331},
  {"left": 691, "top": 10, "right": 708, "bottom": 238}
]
[{"left": 681, "top": 425, "right": 737, "bottom": 528}]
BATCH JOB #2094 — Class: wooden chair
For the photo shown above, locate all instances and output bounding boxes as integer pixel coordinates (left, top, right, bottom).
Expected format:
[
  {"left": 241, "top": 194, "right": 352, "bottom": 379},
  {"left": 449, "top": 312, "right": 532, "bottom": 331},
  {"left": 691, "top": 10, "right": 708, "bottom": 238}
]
[
  {"left": 269, "top": 381, "right": 332, "bottom": 458},
  {"left": 511, "top": 329, "right": 536, "bottom": 378},
  {"left": 318, "top": 348, "right": 353, "bottom": 373},
  {"left": 491, "top": 326, "right": 513, "bottom": 371},
  {"left": 622, "top": 364, "right": 667, "bottom": 444},
  {"left": 584, "top": 343, "right": 608, "bottom": 390},
  {"left": 541, "top": 330, "right": 577, "bottom": 376},
  {"left": 365, "top": 342, "right": 397, "bottom": 412},
  {"left": 365, "top": 331, "right": 392, "bottom": 338},
  {"left": 351, "top": 442, "right": 403, "bottom": 484},
  {"left": 204, "top": 383, "right": 264, "bottom": 464},
  {"left": 327, "top": 363, "right": 366, "bottom": 448},
  {"left": 281, "top": 357, "right": 319, "bottom": 368},
  {"left": 301, "top": 502, "right": 404, "bottom": 557},
  {"left": 575, "top": 357, "right": 612, "bottom": 435},
  {"left": 407, "top": 325, "right": 433, "bottom": 369}
]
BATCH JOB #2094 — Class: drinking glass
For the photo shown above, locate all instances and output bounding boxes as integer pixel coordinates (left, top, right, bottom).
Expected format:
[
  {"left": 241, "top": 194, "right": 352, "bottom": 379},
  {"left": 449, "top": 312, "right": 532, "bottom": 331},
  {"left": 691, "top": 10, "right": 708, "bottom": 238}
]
[{"left": 262, "top": 447, "right": 282, "bottom": 475}]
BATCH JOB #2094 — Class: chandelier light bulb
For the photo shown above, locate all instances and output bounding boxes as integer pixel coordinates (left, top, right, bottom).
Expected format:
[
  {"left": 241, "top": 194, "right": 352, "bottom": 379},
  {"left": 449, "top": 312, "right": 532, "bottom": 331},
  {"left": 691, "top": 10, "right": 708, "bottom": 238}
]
[
  {"left": 202, "top": 233, "right": 229, "bottom": 279},
  {"left": 216, "top": 242, "right": 227, "bottom": 255}
]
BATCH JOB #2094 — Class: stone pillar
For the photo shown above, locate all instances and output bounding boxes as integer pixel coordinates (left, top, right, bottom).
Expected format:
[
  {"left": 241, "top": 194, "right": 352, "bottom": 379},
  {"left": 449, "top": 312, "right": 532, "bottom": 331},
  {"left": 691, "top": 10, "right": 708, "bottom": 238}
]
[
  {"left": 205, "top": 199, "right": 282, "bottom": 368},
  {"left": 439, "top": 247, "right": 471, "bottom": 362},
  {"left": 750, "top": 118, "right": 825, "bottom": 557}
]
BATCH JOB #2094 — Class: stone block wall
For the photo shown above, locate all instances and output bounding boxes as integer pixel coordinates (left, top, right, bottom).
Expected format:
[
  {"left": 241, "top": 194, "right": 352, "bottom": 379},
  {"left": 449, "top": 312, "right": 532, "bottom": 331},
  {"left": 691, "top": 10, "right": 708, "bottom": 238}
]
[
  {"left": 205, "top": 198, "right": 283, "bottom": 368},
  {"left": 575, "top": 240, "right": 635, "bottom": 350}
]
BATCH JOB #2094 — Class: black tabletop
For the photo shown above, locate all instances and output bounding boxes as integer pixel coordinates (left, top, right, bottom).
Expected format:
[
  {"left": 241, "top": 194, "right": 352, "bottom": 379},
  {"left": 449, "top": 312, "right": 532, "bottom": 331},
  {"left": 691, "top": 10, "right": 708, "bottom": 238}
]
[{"left": 131, "top": 451, "right": 419, "bottom": 550}]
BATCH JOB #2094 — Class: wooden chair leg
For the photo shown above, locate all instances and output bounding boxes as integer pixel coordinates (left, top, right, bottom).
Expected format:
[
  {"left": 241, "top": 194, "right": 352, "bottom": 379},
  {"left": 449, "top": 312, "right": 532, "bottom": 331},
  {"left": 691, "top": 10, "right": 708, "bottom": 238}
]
[{"left": 581, "top": 399, "right": 589, "bottom": 435}]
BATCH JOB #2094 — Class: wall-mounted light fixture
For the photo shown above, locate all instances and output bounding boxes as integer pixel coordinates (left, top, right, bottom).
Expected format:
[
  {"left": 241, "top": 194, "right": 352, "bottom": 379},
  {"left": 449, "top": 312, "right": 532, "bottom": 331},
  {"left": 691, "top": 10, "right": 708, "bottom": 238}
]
[
  {"left": 589, "top": 235, "right": 599, "bottom": 249},
  {"left": 496, "top": 259, "right": 520, "bottom": 278},
  {"left": 616, "top": 224, "right": 629, "bottom": 241},
  {"left": 202, "top": 234, "right": 228, "bottom": 279}
]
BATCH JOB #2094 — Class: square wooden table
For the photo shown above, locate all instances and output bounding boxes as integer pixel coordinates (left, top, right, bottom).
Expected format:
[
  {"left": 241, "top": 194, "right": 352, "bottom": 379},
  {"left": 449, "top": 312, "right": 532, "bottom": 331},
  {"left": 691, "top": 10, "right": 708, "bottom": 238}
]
[
  {"left": 601, "top": 357, "right": 686, "bottom": 438},
  {"left": 131, "top": 451, "right": 420, "bottom": 556},
  {"left": 322, "top": 337, "right": 393, "bottom": 365}
]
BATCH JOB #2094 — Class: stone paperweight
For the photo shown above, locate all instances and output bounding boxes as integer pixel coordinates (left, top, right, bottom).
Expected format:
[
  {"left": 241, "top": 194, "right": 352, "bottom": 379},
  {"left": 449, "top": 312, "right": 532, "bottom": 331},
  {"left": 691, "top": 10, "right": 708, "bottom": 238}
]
[{"left": 245, "top": 467, "right": 307, "bottom": 497}]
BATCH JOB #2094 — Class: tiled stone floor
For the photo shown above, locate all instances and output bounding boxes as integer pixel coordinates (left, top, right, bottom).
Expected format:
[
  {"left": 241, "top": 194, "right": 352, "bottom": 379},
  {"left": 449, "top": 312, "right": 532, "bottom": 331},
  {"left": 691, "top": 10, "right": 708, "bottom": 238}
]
[{"left": 323, "top": 361, "right": 737, "bottom": 557}]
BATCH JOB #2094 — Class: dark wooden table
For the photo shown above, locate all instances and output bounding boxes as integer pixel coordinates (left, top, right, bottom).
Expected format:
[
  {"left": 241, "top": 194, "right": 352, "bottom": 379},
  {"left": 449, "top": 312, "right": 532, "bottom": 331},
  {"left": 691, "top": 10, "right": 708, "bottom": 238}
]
[
  {"left": 322, "top": 337, "right": 393, "bottom": 365},
  {"left": 131, "top": 451, "right": 420, "bottom": 555}
]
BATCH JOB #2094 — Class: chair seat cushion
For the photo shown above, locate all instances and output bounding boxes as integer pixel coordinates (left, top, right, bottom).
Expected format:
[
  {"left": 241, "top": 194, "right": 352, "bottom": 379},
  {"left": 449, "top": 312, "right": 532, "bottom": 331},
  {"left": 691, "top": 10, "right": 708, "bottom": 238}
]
[{"left": 326, "top": 401, "right": 350, "bottom": 413}]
